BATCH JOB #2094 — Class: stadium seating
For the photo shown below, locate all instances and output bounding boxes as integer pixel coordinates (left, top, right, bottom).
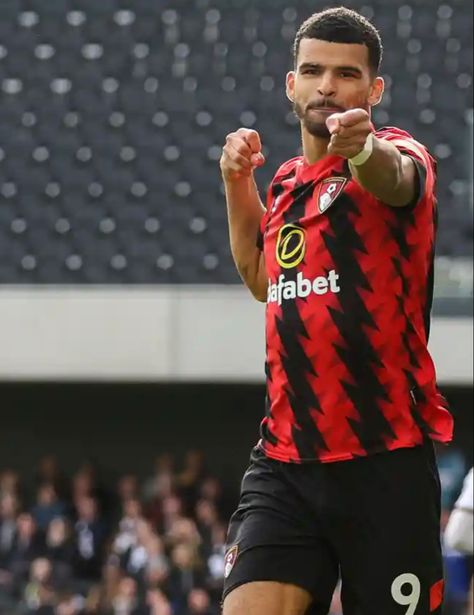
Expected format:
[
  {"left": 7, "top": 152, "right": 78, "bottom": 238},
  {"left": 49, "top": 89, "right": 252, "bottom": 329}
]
[{"left": 0, "top": 0, "right": 472, "bottom": 283}]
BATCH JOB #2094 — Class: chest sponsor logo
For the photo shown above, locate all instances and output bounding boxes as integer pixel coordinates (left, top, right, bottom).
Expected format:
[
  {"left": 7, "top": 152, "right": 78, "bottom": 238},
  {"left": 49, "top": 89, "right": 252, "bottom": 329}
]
[
  {"left": 316, "top": 177, "right": 347, "bottom": 213},
  {"left": 268, "top": 271, "right": 341, "bottom": 305},
  {"left": 276, "top": 223, "right": 306, "bottom": 269}
]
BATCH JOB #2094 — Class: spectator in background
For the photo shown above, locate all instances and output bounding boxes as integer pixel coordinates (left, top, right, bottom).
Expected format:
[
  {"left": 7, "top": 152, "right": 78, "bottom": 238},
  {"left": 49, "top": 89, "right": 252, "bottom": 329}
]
[
  {"left": 83, "top": 585, "right": 102, "bottom": 615},
  {"left": 112, "top": 498, "right": 144, "bottom": 563},
  {"left": 0, "top": 469, "right": 21, "bottom": 498},
  {"left": 120, "top": 520, "right": 169, "bottom": 589},
  {"left": 204, "top": 523, "right": 226, "bottom": 601},
  {"left": 55, "top": 592, "right": 86, "bottom": 615},
  {"left": 8, "top": 513, "right": 44, "bottom": 595},
  {"left": 195, "top": 500, "right": 219, "bottom": 559},
  {"left": 112, "top": 476, "right": 141, "bottom": 530},
  {"left": 72, "top": 496, "right": 107, "bottom": 589},
  {"left": 106, "top": 576, "right": 148, "bottom": 615},
  {"left": 184, "top": 587, "right": 217, "bottom": 615},
  {"left": 160, "top": 495, "right": 184, "bottom": 536},
  {"left": 88, "top": 562, "right": 122, "bottom": 614},
  {"left": 177, "top": 451, "right": 206, "bottom": 512},
  {"left": 166, "top": 518, "right": 201, "bottom": 554},
  {"left": 0, "top": 493, "right": 20, "bottom": 603},
  {"left": 35, "top": 456, "right": 69, "bottom": 501},
  {"left": 142, "top": 454, "right": 175, "bottom": 505},
  {"left": 167, "top": 543, "right": 204, "bottom": 614},
  {"left": 197, "top": 477, "right": 233, "bottom": 520},
  {"left": 147, "top": 588, "right": 172, "bottom": 615},
  {"left": 142, "top": 455, "right": 175, "bottom": 529},
  {"left": 44, "top": 518, "right": 74, "bottom": 589},
  {"left": 0, "top": 492, "right": 19, "bottom": 567},
  {"left": 32, "top": 484, "right": 69, "bottom": 532},
  {"left": 117, "top": 475, "right": 140, "bottom": 504},
  {"left": 0, "top": 452, "right": 232, "bottom": 614},
  {"left": 198, "top": 477, "right": 235, "bottom": 526},
  {"left": 71, "top": 471, "right": 94, "bottom": 502},
  {"left": 72, "top": 462, "right": 113, "bottom": 521},
  {"left": 22, "top": 557, "right": 56, "bottom": 614},
  {"left": 144, "top": 536, "right": 169, "bottom": 589}
]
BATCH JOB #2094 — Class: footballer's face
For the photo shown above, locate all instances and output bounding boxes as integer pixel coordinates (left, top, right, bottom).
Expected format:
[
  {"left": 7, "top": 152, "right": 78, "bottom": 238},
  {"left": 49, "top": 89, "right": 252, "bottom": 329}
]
[{"left": 287, "top": 38, "right": 384, "bottom": 138}]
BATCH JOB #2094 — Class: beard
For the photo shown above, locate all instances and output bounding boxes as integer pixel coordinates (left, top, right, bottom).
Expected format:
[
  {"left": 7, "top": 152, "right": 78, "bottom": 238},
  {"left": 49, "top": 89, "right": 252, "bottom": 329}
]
[{"left": 293, "top": 100, "right": 344, "bottom": 138}]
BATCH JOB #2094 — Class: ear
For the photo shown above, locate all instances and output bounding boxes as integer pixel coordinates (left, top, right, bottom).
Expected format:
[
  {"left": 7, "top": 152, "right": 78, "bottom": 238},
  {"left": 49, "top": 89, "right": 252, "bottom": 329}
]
[
  {"left": 286, "top": 71, "right": 295, "bottom": 103},
  {"left": 368, "top": 76, "right": 384, "bottom": 107}
]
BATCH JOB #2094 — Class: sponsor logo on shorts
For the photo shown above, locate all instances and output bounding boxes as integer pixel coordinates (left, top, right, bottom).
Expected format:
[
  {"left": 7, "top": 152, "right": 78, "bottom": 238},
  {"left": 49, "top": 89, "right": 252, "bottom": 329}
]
[
  {"left": 316, "top": 177, "right": 347, "bottom": 213},
  {"left": 224, "top": 545, "right": 239, "bottom": 579},
  {"left": 430, "top": 579, "right": 444, "bottom": 612}
]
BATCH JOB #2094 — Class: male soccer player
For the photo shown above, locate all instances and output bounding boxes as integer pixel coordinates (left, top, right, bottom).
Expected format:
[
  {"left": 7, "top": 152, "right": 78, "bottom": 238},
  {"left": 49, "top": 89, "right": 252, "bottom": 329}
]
[
  {"left": 219, "top": 7, "right": 454, "bottom": 615},
  {"left": 444, "top": 467, "right": 474, "bottom": 615},
  {"left": 444, "top": 467, "right": 474, "bottom": 556}
]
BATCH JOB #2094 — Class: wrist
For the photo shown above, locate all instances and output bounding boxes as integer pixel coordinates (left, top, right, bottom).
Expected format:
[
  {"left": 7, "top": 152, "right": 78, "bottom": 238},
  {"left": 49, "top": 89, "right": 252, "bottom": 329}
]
[
  {"left": 349, "top": 132, "right": 374, "bottom": 167},
  {"left": 223, "top": 172, "right": 254, "bottom": 187}
]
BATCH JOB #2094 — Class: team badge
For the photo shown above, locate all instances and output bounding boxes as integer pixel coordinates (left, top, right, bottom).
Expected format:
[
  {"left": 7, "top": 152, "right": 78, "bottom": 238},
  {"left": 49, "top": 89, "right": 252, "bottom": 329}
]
[
  {"left": 316, "top": 177, "right": 347, "bottom": 213},
  {"left": 224, "top": 545, "right": 239, "bottom": 579}
]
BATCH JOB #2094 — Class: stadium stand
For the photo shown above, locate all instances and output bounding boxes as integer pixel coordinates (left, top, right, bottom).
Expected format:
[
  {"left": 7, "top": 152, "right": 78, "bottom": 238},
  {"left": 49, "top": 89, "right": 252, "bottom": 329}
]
[
  {"left": 0, "top": 0, "right": 472, "bottom": 284},
  {"left": 0, "top": 452, "right": 230, "bottom": 614}
]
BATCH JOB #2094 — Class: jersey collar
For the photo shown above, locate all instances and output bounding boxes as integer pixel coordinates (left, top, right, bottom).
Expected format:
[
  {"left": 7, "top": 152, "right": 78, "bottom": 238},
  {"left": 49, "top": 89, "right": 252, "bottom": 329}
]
[{"left": 295, "top": 154, "right": 347, "bottom": 184}]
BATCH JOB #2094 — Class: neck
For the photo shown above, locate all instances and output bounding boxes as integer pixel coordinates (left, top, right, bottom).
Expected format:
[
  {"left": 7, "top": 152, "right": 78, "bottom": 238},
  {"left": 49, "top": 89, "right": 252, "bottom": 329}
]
[{"left": 301, "top": 127, "right": 330, "bottom": 165}]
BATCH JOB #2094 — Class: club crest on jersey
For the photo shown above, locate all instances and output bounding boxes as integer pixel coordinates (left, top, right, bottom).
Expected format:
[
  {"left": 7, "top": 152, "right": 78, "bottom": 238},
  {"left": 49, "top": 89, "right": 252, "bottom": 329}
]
[
  {"left": 316, "top": 177, "right": 347, "bottom": 213},
  {"left": 224, "top": 545, "right": 239, "bottom": 579}
]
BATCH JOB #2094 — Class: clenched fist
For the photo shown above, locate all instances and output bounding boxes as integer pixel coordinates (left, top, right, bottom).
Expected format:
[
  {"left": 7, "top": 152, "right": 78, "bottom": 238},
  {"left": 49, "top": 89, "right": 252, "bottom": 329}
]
[
  {"left": 325, "top": 108, "right": 374, "bottom": 159},
  {"left": 220, "top": 128, "right": 265, "bottom": 182}
]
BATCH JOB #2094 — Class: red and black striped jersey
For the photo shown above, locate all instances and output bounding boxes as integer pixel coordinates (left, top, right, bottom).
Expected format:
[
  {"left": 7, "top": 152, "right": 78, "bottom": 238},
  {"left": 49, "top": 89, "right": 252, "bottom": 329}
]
[{"left": 257, "top": 126, "right": 454, "bottom": 464}]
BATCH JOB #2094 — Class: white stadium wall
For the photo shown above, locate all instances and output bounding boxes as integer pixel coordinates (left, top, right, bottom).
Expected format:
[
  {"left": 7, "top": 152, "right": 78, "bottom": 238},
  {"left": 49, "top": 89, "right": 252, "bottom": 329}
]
[{"left": 0, "top": 286, "right": 472, "bottom": 384}]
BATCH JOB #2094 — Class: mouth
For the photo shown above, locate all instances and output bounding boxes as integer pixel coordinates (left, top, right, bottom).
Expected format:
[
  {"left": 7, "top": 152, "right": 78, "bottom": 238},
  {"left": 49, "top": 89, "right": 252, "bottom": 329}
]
[{"left": 307, "top": 107, "right": 342, "bottom": 114}]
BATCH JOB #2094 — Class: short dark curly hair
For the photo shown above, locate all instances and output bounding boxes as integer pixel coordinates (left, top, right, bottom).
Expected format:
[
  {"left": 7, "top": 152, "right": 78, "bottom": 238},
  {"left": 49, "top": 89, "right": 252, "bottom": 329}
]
[{"left": 293, "top": 7, "right": 383, "bottom": 75}]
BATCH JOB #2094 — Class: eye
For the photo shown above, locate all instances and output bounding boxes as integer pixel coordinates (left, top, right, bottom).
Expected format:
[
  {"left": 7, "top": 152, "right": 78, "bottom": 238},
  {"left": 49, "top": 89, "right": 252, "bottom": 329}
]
[
  {"left": 340, "top": 71, "right": 359, "bottom": 79},
  {"left": 302, "top": 67, "right": 321, "bottom": 76}
]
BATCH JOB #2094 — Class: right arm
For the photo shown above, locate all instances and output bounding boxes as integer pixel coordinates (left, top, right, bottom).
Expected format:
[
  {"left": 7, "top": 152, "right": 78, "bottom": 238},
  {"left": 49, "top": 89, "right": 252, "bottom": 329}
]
[{"left": 220, "top": 128, "right": 268, "bottom": 302}]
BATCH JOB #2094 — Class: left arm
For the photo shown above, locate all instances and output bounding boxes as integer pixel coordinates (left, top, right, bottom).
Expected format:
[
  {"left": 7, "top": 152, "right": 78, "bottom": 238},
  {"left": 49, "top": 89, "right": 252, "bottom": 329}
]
[{"left": 327, "top": 109, "right": 420, "bottom": 208}]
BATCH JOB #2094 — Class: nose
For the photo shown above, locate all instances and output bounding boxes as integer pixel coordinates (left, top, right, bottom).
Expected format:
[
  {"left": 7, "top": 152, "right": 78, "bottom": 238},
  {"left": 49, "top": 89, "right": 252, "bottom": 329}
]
[{"left": 317, "top": 72, "right": 336, "bottom": 98}]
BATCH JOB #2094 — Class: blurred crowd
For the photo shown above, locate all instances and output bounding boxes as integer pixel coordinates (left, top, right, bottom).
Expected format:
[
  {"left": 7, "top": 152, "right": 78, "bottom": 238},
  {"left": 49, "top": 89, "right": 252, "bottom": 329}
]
[
  {"left": 0, "top": 451, "right": 233, "bottom": 615},
  {"left": 0, "top": 444, "right": 471, "bottom": 615}
]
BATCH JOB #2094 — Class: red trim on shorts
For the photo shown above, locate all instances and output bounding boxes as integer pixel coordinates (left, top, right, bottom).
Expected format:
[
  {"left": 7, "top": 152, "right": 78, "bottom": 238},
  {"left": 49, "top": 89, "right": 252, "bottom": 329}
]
[{"left": 430, "top": 579, "right": 444, "bottom": 611}]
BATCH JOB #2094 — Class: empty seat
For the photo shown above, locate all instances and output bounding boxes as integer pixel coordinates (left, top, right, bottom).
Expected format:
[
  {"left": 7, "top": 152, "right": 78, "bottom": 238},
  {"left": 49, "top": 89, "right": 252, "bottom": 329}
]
[{"left": 0, "top": 0, "right": 472, "bottom": 283}]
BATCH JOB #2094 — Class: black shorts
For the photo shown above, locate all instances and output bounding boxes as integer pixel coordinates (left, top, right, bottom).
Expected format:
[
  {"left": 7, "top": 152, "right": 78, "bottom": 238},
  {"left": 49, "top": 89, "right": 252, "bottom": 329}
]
[{"left": 223, "top": 441, "right": 444, "bottom": 615}]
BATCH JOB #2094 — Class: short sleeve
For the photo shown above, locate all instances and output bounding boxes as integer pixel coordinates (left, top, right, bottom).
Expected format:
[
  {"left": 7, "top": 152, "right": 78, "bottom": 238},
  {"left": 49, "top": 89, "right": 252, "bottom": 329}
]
[
  {"left": 377, "top": 129, "right": 436, "bottom": 208},
  {"left": 256, "top": 175, "right": 277, "bottom": 250},
  {"left": 256, "top": 158, "right": 299, "bottom": 249},
  {"left": 256, "top": 207, "right": 269, "bottom": 251}
]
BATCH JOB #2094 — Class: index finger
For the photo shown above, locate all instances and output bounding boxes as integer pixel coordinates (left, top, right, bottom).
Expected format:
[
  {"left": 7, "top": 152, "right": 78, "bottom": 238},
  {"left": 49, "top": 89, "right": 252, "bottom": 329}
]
[
  {"left": 338, "top": 108, "right": 370, "bottom": 128},
  {"left": 237, "top": 128, "right": 262, "bottom": 154}
]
